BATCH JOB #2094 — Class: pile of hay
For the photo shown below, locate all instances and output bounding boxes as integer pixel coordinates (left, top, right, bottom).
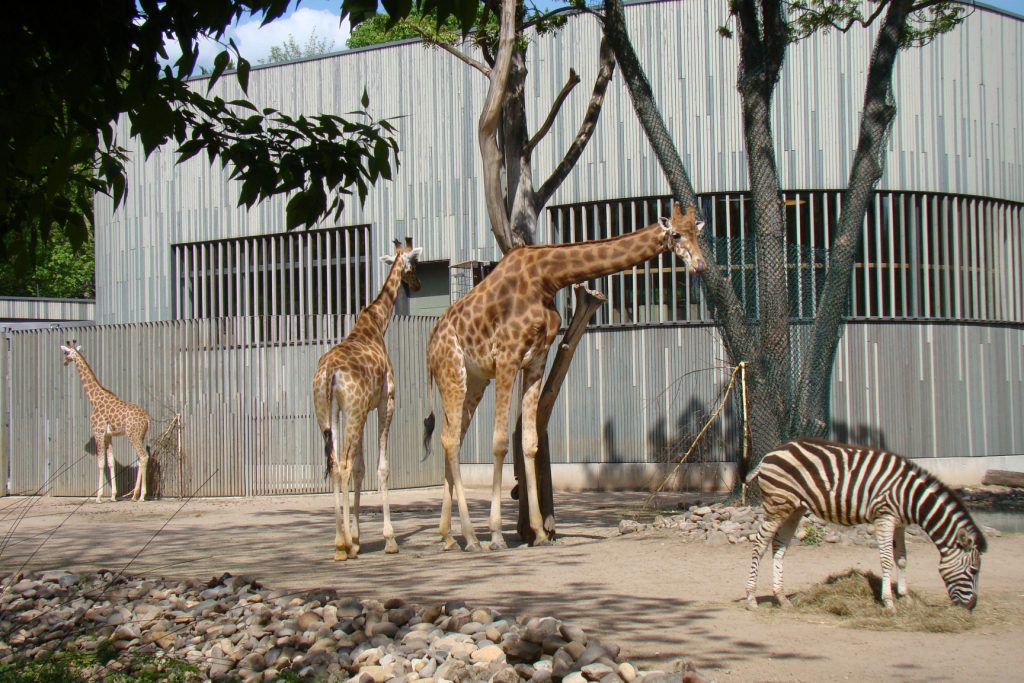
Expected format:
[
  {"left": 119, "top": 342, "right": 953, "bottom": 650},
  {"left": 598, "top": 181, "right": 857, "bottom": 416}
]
[{"left": 793, "top": 570, "right": 976, "bottom": 633}]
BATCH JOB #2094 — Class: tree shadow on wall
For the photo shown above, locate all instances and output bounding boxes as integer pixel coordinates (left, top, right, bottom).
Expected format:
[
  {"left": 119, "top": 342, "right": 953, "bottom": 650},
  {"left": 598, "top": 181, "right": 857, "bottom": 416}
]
[{"left": 830, "top": 422, "right": 888, "bottom": 450}]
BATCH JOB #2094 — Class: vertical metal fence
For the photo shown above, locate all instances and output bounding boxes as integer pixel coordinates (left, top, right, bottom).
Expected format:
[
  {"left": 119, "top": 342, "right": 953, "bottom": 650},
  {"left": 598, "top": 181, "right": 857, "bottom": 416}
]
[{"left": 2, "top": 318, "right": 1021, "bottom": 497}]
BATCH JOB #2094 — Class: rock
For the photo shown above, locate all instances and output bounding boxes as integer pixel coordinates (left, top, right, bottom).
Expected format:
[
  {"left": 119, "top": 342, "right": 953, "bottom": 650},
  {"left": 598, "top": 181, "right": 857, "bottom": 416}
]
[
  {"left": 560, "top": 624, "right": 587, "bottom": 645},
  {"left": 618, "top": 520, "right": 643, "bottom": 535},
  {"left": 471, "top": 644, "right": 505, "bottom": 663},
  {"left": 552, "top": 648, "right": 576, "bottom": 679},
  {"left": 582, "top": 662, "right": 616, "bottom": 680},
  {"left": 524, "top": 617, "right": 561, "bottom": 644},
  {"left": 618, "top": 662, "right": 638, "bottom": 682},
  {"left": 563, "top": 673, "right": 588, "bottom": 683},
  {"left": 503, "top": 637, "right": 542, "bottom": 662}
]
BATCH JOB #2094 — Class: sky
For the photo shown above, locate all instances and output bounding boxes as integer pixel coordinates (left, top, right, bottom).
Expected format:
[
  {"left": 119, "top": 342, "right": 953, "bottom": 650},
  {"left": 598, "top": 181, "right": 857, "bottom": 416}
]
[{"left": 165, "top": 0, "right": 1024, "bottom": 73}]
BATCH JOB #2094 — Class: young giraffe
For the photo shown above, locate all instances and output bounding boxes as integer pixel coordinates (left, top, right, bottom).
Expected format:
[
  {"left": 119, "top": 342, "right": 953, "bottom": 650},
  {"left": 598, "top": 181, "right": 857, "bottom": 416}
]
[
  {"left": 60, "top": 341, "right": 151, "bottom": 502},
  {"left": 312, "top": 238, "right": 423, "bottom": 560},
  {"left": 425, "top": 204, "right": 708, "bottom": 550}
]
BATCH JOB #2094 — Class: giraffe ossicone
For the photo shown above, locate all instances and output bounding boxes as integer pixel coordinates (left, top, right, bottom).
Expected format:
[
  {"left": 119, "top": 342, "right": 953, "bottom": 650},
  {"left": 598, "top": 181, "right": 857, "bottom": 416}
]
[
  {"left": 60, "top": 340, "right": 152, "bottom": 502},
  {"left": 312, "top": 238, "right": 422, "bottom": 560},
  {"left": 424, "top": 204, "right": 707, "bottom": 551}
]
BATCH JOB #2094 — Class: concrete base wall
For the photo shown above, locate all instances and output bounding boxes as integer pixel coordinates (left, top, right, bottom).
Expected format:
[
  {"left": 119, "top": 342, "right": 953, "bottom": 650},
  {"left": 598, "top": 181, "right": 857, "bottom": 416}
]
[{"left": 458, "top": 455, "right": 1024, "bottom": 492}]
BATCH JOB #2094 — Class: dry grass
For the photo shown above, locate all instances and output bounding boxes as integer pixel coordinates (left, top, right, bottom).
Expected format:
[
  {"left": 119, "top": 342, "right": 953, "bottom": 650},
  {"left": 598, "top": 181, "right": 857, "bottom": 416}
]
[{"left": 792, "top": 569, "right": 977, "bottom": 633}]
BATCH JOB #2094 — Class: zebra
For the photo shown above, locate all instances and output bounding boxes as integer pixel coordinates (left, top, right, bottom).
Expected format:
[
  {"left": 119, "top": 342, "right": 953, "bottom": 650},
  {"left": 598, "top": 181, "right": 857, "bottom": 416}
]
[{"left": 745, "top": 438, "right": 986, "bottom": 611}]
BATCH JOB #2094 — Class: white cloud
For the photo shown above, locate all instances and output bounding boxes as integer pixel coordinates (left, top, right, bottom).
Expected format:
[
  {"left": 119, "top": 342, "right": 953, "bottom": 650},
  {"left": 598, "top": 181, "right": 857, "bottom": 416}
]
[{"left": 161, "top": 7, "right": 351, "bottom": 74}]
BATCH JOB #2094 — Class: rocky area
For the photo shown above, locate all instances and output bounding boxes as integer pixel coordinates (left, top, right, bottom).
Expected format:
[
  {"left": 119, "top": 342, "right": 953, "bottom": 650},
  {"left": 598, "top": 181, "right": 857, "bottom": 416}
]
[
  {"left": 0, "top": 570, "right": 700, "bottom": 683},
  {"left": 618, "top": 501, "right": 981, "bottom": 547}
]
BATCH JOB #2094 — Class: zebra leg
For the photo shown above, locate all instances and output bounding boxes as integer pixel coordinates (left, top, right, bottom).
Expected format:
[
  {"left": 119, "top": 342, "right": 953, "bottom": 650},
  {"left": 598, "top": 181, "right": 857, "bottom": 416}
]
[
  {"left": 874, "top": 515, "right": 898, "bottom": 610},
  {"left": 893, "top": 524, "right": 908, "bottom": 599},
  {"left": 746, "top": 516, "right": 779, "bottom": 610},
  {"left": 771, "top": 509, "right": 804, "bottom": 608}
]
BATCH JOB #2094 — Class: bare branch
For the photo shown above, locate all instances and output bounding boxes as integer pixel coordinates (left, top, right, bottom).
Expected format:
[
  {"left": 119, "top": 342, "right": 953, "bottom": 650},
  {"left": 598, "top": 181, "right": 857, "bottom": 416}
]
[
  {"left": 430, "top": 38, "right": 491, "bottom": 76},
  {"left": 478, "top": 0, "right": 519, "bottom": 252},
  {"left": 537, "top": 37, "right": 616, "bottom": 207},
  {"left": 524, "top": 69, "right": 580, "bottom": 155}
]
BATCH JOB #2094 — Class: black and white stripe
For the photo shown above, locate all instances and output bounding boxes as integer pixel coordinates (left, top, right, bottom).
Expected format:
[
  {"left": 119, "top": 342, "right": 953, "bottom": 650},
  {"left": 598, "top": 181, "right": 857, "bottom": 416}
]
[{"left": 746, "top": 438, "right": 987, "bottom": 610}]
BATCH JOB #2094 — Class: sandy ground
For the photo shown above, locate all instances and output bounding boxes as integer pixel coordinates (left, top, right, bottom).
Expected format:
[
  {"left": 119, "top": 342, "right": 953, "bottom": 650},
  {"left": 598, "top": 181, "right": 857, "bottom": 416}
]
[{"left": 1, "top": 487, "right": 1022, "bottom": 682}]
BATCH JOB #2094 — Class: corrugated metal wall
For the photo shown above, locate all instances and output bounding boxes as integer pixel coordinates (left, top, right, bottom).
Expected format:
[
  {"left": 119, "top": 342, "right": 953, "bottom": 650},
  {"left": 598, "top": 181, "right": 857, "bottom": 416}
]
[
  {"left": 5, "top": 320, "right": 1021, "bottom": 497},
  {"left": 6, "top": 316, "right": 438, "bottom": 498},
  {"left": 0, "top": 298, "right": 95, "bottom": 322},
  {"left": 92, "top": 1, "right": 1024, "bottom": 324}
]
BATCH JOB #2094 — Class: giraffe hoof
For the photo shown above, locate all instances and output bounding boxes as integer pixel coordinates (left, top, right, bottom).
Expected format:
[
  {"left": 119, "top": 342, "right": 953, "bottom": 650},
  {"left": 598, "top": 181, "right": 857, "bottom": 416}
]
[
  {"left": 384, "top": 540, "right": 399, "bottom": 554},
  {"left": 441, "top": 538, "right": 459, "bottom": 552},
  {"left": 334, "top": 550, "right": 349, "bottom": 561},
  {"left": 531, "top": 537, "right": 552, "bottom": 548},
  {"left": 489, "top": 540, "right": 508, "bottom": 551},
  {"left": 347, "top": 547, "right": 359, "bottom": 559},
  {"left": 463, "top": 542, "right": 483, "bottom": 553}
]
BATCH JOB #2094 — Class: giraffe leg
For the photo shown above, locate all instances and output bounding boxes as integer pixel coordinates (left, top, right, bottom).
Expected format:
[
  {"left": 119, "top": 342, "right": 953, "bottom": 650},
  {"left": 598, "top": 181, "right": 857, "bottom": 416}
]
[
  {"left": 875, "top": 515, "right": 898, "bottom": 610},
  {"left": 331, "top": 405, "right": 359, "bottom": 561},
  {"left": 771, "top": 508, "right": 804, "bottom": 608},
  {"left": 519, "top": 361, "right": 549, "bottom": 546},
  {"left": 746, "top": 511, "right": 786, "bottom": 610},
  {"left": 437, "top": 372, "right": 485, "bottom": 552},
  {"left": 487, "top": 365, "right": 518, "bottom": 551},
  {"left": 106, "top": 441, "right": 118, "bottom": 502},
  {"left": 93, "top": 432, "right": 106, "bottom": 503},
  {"left": 439, "top": 457, "right": 458, "bottom": 552},
  {"left": 377, "top": 371, "right": 398, "bottom": 554},
  {"left": 893, "top": 524, "right": 908, "bottom": 599},
  {"left": 350, "top": 434, "right": 365, "bottom": 559},
  {"left": 130, "top": 434, "right": 148, "bottom": 501}
]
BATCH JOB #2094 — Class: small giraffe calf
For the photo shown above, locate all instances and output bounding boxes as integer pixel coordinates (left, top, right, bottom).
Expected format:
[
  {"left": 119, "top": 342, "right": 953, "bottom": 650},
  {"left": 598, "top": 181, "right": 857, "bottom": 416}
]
[{"left": 61, "top": 341, "right": 151, "bottom": 502}]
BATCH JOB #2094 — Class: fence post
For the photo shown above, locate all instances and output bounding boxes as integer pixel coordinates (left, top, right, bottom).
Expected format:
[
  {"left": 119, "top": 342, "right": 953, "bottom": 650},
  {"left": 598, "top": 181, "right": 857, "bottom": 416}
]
[{"left": 0, "top": 328, "right": 8, "bottom": 496}]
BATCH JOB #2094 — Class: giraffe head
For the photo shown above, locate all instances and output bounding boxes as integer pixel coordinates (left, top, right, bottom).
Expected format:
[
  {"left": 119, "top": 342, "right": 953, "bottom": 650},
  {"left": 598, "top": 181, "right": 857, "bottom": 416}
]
[
  {"left": 659, "top": 204, "right": 707, "bottom": 274},
  {"left": 381, "top": 237, "right": 424, "bottom": 293},
  {"left": 60, "top": 340, "right": 82, "bottom": 366}
]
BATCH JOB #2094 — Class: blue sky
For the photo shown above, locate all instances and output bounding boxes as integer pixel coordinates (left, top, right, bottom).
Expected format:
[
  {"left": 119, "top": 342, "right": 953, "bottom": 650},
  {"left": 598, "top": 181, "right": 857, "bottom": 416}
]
[{"left": 169, "top": 0, "right": 1024, "bottom": 72}]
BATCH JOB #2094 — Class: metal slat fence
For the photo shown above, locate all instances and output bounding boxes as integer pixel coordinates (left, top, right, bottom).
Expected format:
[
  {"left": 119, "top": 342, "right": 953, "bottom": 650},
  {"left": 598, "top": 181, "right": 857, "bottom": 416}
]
[
  {"left": 6, "top": 315, "right": 439, "bottom": 498},
  {"left": 3, "top": 318, "right": 1022, "bottom": 497}
]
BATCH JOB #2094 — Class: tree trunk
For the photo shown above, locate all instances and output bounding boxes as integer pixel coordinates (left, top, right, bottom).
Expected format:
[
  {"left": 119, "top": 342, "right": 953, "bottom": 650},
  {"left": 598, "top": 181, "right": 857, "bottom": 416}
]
[
  {"left": 734, "top": 0, "right": 792, "bottom": 458},
  {"left": 514, "top": 285, "right": 607, "bottom": 543},
  {"left": 981, "top": 470, "right": 1024, "bottom": 488},
  {"left": 791, "top": 0, "right": 911, "bottom": 438},
  {"left": 602, "top": 0, "right": 789, "bottom": 466}
]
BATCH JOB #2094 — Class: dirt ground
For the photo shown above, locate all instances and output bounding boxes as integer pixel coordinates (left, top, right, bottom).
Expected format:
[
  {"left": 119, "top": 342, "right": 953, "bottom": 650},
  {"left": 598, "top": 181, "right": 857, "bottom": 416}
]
[{"left": 1, "top": 487, "right": 1022, "bottom": 682}]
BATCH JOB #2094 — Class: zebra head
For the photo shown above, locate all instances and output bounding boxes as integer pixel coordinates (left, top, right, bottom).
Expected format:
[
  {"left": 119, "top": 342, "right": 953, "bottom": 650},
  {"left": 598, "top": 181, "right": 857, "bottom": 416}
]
[{"left": 938, "top": 527, "right": 986, "bottom": 609}]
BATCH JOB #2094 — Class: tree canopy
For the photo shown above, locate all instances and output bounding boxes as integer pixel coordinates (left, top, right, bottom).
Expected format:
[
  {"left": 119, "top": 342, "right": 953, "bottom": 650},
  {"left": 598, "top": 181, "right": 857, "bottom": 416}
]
[{"left": 1, "top": 1, "right": 400, "bottom": 276}]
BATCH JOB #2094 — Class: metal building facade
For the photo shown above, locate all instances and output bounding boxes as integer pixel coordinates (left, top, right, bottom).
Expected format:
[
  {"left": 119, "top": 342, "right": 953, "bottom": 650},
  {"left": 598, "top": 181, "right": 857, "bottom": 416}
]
[
  {"left": 93, "top": 1, "right": 1023, "bottom": 323},
  {"left": 36, "top": 0, "right": 1019, "bottom": 496}
]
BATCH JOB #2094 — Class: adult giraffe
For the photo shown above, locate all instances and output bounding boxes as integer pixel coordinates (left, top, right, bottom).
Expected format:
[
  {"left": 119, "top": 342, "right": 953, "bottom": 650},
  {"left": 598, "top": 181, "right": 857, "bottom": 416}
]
[
  {"left": 425, "top": 204, "right": 707, "bottom": 550},
  {"left": 60, "top": 342, "right": 151, "bottom": 502},
  {"left": 312, "top": 238, "right": 422, "bottom": 560}
]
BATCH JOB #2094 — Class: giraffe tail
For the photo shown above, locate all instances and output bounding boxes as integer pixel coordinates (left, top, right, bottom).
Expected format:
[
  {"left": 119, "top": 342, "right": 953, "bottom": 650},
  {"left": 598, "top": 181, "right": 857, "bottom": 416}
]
[
  {"left": 422, "top": 370, "right": 436, "bottom": 460},
  {"left": 322, "top": 372, "right": 341, "bottom": 480}
]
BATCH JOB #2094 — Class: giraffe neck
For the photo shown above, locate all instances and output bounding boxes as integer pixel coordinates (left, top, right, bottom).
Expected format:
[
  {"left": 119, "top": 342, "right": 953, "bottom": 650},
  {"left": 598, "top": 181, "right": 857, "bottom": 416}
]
[
  {"left": 356, "top": 256, "right": 406, "bottom": 337},
  {"left": 536, "top": 223, "right": 667, "bottom": 293},
  {"left": 71, "top": 356, "right": 110, "bottom": 405}
]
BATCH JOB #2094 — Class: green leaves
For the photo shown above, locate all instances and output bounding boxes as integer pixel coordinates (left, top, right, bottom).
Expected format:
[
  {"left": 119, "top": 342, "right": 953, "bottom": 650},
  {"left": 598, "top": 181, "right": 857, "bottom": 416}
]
[{"left": 171, "top": 89, "right": 399, "bottom": 231}]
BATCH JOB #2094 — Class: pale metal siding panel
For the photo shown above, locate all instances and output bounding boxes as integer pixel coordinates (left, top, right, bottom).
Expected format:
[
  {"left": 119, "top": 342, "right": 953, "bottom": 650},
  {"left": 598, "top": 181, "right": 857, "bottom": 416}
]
[
  {"left": 92, "top": 2, "right": 1024, "bottom": 324},
  {"left": 829, "top": 322, "right": 1024, "bottom": 459},
  {"left": 3, "top": 320, "right": 1023, "bottom": 496}
]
